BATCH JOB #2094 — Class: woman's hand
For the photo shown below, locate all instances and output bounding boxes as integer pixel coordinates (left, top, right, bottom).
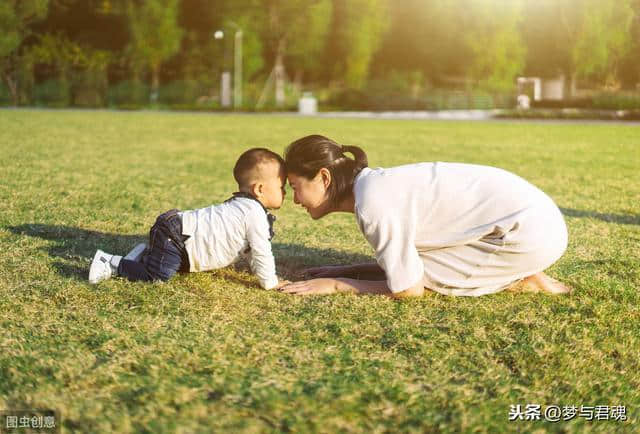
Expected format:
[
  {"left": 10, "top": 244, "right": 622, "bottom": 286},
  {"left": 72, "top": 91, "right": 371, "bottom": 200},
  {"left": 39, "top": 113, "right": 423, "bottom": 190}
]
[
  {"left": 280, "top": 277, "right": 425, "bottom": 298},
  {"left": 274, "top": 279, "right": 292, "bottom": 290},
  {"left": 304, "top": 265, "right": 350, "bottom": 279},
  {"left": 279, "top": 278, "right": 339, "bottom": 295}
]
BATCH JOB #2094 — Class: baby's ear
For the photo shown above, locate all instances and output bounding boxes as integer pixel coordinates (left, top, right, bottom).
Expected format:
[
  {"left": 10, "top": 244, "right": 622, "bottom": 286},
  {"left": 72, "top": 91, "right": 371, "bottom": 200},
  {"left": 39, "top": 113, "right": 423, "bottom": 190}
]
[{"left": 251, "top": 182, "right": 263, "bottom": 197}]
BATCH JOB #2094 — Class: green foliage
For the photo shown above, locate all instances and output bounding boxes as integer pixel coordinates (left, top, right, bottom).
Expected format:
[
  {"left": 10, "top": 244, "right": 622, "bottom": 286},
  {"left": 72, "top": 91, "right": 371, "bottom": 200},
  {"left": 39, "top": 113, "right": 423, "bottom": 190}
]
[
  {"left": 28, "top": 33, "right": 112, "bottom": 107},
  {"left": 71, "top": 49, "right": 112, "bottom": 107},
  {"left": 126, "top": 0, "right": 183, "bottom": 88},
  {"left": 157, "top": 79, "right": 205, "bottom": 105},
  {"left": 523, "top": 0, "right": 636, "bottom": 93},
  {"left": 236, "top": 0, "right": 334, "bottom": 106},
  {"left": 0, "top": 0, "right": 49, "bottom": 104},
  {"left": 592, "top": 92, "right": 640, "bottom": 110},
  {"left": 372, "top": 0, "right": 462, "bottom": 79},
  {"left": 0, "top": 2, "right": 20, "bottom": 58},
  {"left": 285, "top": 0, "right": 332, "bottom": 76},
  {"left": 0, "top": 0, "right": 48, "bottom": 57},
  {"left": 0, "top": 80, "right": 9, "bottom": 104},
  {"left": 373, "top": 0, "right": 525, "bottom": 92},
  {"left": 1, "top": 111, "right": 639, "bottom": 431},
  {"left": 218, "top": 0, "right": 322, "bottom": 93},
  {"left": 464, "top": 0, "right": 526, "bottom": 92},
  {"left": 32, "top": 78, "right": 71, "bottom": 106},
  {"left": 30, "top": 33, "right": 85, "bottom": 78},
  {"left": 238, "top": 25, "right": 264, "bottom": 82},
  {"left": 572, "top": 0, "right": 635, "bottom": 83},
  {"left": 107, "top": 79, "right": 150, "bottom": 108},
  {"left": 127, "top": 0, "right": 183, "bottom": 65},
  {"left": 12, "top": 47, "right": 36, "bottom": 105},
  {"left": 330, "top": 0, "right": 389, "bottom": 89},
  {"left": 3, "top": 0, "right": 640, "bottom": 107},
  {"left": 328, "top": 85, "right": 515, "bottom": 110}
]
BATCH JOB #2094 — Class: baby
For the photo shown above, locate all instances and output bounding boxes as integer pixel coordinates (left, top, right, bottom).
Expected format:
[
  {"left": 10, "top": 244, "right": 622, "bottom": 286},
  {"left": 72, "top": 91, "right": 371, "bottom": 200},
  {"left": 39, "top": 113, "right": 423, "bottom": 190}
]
[{"left": 89, "top": 148, "right": 288, "bottom": 289}]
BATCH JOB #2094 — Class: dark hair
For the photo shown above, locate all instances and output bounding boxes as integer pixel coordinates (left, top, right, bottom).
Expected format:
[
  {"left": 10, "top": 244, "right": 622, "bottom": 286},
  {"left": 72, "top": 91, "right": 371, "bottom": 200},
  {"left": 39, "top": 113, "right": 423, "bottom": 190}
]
[
  {"left": 233, "top": 148, "right": 285, "bottom": 188},
  {"left": 284, "top": 135, "right": 368, "bottom": 205}
]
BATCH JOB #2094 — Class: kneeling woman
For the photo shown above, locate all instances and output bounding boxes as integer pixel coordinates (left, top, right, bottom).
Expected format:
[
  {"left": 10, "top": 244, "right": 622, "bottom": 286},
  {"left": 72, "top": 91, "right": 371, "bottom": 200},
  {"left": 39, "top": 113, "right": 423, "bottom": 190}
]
[{"left": 281, "top": 135, "right": 570, "bottom": 298}]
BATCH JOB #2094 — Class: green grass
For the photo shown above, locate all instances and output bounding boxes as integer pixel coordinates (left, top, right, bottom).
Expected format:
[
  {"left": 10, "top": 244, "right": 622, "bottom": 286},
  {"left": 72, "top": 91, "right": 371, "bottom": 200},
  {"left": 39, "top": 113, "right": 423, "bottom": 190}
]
[{"left": 1, "top": 110, "right": 639, "bottom": 433}]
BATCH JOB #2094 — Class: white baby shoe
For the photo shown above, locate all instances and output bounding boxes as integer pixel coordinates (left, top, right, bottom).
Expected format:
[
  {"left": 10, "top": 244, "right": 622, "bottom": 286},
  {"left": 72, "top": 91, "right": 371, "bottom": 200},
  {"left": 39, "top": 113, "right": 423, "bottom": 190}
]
[{"left": 89, "top": 250, "right": 121, "bottom": 284}]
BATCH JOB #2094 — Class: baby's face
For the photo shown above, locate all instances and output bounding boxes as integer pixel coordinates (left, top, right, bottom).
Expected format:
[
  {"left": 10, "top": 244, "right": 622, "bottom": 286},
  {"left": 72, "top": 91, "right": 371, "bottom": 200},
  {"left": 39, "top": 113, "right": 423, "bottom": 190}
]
[{"left": 259, "top": 161, "right": 287, "bottom": 209}]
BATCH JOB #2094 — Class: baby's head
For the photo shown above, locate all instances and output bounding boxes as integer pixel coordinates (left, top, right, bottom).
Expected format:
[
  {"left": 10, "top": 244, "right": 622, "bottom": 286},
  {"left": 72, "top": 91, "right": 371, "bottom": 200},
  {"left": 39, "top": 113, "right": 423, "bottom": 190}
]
[{"left": 233, "top": 148, "right": 286, "bottom": 210}]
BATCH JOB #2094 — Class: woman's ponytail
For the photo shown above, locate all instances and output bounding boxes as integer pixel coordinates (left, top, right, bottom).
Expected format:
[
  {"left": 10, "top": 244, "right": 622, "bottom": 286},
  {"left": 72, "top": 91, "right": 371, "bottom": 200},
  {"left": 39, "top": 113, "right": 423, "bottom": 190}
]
[{"left": 341, "top": 145, "right": 368, "bottom": 169}]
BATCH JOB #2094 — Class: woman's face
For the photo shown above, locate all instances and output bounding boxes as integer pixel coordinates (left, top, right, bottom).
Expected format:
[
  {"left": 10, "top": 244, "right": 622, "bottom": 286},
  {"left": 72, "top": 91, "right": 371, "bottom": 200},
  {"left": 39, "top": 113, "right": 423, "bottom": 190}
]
[{"left": 287, "top": 171, "right": 332, "bottom": 219}]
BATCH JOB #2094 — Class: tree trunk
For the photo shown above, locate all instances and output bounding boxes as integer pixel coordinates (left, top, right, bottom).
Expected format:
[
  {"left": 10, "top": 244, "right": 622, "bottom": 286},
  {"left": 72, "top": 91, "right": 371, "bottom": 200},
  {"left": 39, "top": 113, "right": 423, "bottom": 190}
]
[
  {"left": 3, "top": 74, "right": 18, "bottom": 106},
  {"left": 569, "top": 73, "right": 576, "bottom": 99},
  {"left": 293, "top": 69, "right": 303, "bottom": 94},
  {"left": 274, "top": 39, "right": 286, "bottom": 107},
  {"left": 151, "top": 64, "right": 160, "bottom": 103},
  {"left": 563, "top": 70, "right": 576, "bottom": 100}
]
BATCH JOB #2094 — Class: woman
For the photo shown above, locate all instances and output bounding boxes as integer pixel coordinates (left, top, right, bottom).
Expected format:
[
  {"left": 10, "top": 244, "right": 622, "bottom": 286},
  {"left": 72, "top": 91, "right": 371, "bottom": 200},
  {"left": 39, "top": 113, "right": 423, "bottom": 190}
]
[{"left": 281, "top": 135, "right": 570, "bottom": 298}]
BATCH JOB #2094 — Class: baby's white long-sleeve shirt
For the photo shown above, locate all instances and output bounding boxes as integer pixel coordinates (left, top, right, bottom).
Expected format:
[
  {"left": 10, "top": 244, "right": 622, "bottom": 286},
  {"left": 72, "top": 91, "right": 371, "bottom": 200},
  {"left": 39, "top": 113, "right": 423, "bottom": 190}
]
[{"left": 180, "top": 198, "right": 278, "bottom": 289}]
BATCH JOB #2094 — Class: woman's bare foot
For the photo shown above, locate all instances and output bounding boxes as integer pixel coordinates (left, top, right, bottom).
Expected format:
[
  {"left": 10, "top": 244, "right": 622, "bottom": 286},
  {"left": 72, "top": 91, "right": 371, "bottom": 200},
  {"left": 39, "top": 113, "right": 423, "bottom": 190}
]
[{"left": 507, "top": 272, "right": 572, "bottom": 294}]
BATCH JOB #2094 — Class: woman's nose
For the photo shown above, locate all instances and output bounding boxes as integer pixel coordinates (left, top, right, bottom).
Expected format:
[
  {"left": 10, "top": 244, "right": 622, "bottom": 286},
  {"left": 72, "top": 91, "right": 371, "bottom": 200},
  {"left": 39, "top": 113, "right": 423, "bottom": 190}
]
[{"left": 293, "top": 193, "right": 300, "bottom": 204}]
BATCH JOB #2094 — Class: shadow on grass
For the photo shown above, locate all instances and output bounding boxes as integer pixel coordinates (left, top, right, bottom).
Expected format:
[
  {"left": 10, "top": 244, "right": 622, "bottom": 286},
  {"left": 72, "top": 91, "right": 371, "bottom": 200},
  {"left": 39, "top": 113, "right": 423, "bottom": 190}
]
[
  {"left": 576, "top": 259, "right": 640, "bottom": 281},
  {"left": 560, "top": 208, "right": 639, "bottom": 225},
  {"left": 9, "top": 223, "right": 147, "bottom": 281},
  {"left": 8, "top": 224, "right": 377, "bottom": 283},
  {"left": 9, "top": 223, "right": 146, "bottom": 257},
  {"left": 272, "top": 242, "right": 378, "bottom": 280}
]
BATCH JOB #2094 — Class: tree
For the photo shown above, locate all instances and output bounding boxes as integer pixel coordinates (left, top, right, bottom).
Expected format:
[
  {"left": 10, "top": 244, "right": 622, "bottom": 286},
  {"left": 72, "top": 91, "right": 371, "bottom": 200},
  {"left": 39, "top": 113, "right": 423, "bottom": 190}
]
[
  {"left": 523, "top": 0, "right": 635, "bottom": 96},
  {"left": 371, "top": 1, "right": 473, "bottom": 87},
  {"left": 571, "top": 0, "right": 635, "bottom": 87},
  {"left": 327, "top": 0, "right": 389, "bottom": 89},
  {"left": 285, "top": 0, "right": 332, "bottom": 85},
  {"left": 0, "top": 0, "right": 49, "bottom": 105},
  {"left": 126, "top": 0, "right": 183, "bottom": 99},
  {"left": 242, "top": 0, "right": 332, "bottom": 106},
  {"left": 617, "top": 0, "right": 640, "bottom": 88},
  {"left": 372, "top": 0, "right": 524, "bottom": 92},
  {"left": 463, "top": 0, "right": 525, "bottom": 91},
  {"left": 26, "top": 32, "right": 111, "bottom": 106}
]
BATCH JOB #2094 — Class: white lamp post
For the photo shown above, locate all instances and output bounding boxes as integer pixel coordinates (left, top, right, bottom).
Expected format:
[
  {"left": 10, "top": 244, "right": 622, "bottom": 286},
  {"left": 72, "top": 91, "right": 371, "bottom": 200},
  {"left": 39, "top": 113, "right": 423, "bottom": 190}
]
[{"left": 214, "top": 24, "right": 243, "bottom": 109}]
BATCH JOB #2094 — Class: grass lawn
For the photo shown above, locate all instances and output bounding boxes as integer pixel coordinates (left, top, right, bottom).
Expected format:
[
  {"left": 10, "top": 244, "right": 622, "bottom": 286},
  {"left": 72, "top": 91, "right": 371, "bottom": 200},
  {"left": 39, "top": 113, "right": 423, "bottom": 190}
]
[{"left": 1, "top": 110, "right": 639, "bottom": 433}]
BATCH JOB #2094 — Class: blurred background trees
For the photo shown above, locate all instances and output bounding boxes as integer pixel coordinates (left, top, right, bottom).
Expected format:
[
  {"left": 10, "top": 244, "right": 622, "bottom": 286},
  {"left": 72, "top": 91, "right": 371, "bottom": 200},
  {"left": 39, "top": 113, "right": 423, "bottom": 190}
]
[
  {"left": 0, "top": 0, "right": 49, "bottom": 105},
  {"left": 126, "top": 0, "right": 183, "bottom": 100},
  {"left": 0, "top": 0, "right": 638, "bottom": 109}
]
